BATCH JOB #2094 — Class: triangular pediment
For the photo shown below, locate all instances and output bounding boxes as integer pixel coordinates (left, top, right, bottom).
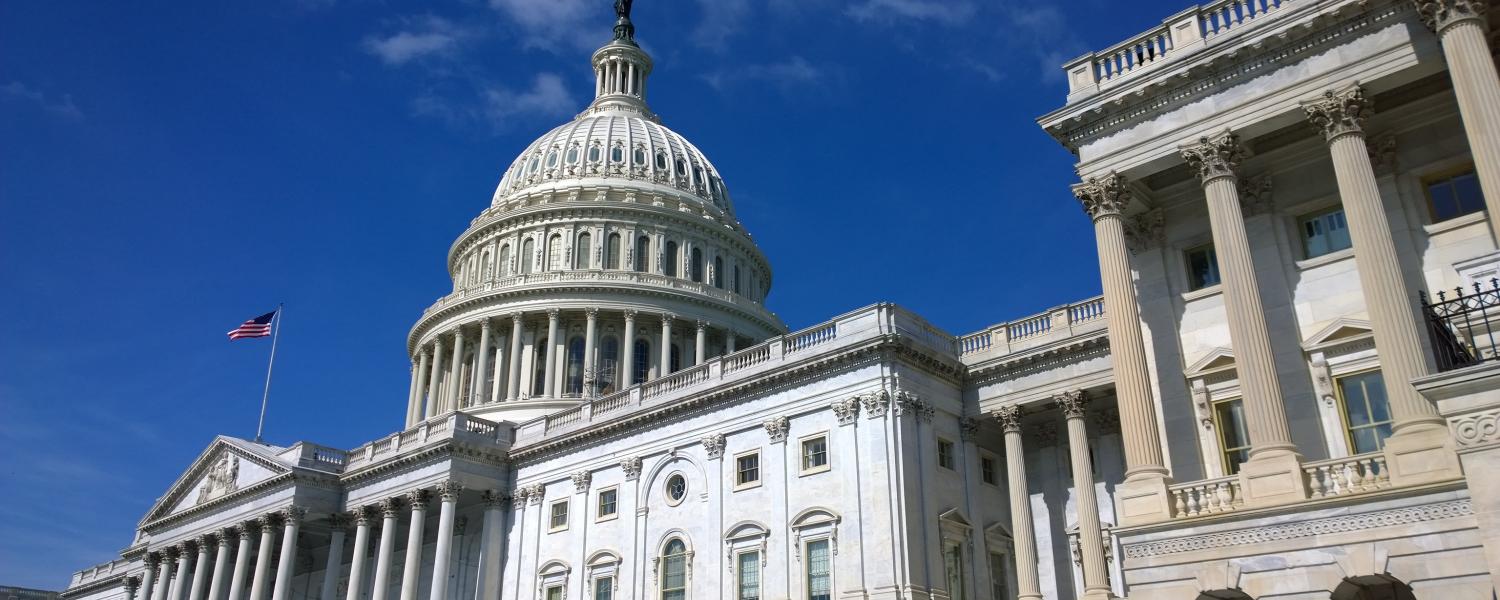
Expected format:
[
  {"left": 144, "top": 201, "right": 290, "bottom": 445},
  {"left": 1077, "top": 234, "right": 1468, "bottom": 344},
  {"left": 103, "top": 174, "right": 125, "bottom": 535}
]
[
  {"left": 1303, "top": 318, "right": 1374, "bottom": 350},
  {"left": 1186, "top": 348, "right": 1237, "bottom": 378},
  {"left": 142, "top": 436, "right": 292, "bottom": 525}
]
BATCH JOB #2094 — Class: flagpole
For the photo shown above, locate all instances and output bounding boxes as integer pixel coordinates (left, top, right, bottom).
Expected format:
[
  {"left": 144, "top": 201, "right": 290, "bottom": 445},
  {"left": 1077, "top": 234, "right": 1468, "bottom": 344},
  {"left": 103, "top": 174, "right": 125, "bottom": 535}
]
[{"left": 255, "top": 303, "right": 283, "bottom": 443}]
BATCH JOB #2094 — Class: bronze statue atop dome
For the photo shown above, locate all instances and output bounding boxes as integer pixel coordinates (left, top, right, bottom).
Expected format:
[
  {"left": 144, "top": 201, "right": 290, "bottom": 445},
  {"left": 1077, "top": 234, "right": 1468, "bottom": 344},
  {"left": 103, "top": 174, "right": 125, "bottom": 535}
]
[{"left": 612, "top": 0, "right": 636, "bottom": 45}]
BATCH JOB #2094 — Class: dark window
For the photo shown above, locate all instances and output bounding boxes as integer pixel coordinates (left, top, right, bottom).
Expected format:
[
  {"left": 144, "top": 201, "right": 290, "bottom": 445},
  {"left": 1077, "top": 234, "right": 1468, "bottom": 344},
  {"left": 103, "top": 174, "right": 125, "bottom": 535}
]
[
  {"left": 664, "top": 241, "right": 679, "bottom": 277},
  {"left": 1186, "top": 245, "right": 1221, "bottom": 290},
  {"left": 1426, "top": 168, "right": 1485, "bottom": 222},
  {"left": 1300, "top": 207, "right": 1352, "bottom": 259},
  {"left": 635, "top": 236, "right": 651, "bottom": 272},
  {"left": 1339, "top": 370, "right": 1393, "bottom": 453},
  {"left": 633, "top": 339, "right": 651, "bottom": 383}
]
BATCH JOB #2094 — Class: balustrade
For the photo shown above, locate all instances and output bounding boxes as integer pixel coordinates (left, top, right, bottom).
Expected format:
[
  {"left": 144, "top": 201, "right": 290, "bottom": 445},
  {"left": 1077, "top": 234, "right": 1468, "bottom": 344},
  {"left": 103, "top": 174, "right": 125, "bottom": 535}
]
[
  {"left": 957, "top": 296, "right": 1107, "bottom": 357},
  {"left": 1304, "top": 453, "right": 1389, "bottom": 498},
  {"left": 1168, "top": 476, "right": 1243, "bottom": 518}
]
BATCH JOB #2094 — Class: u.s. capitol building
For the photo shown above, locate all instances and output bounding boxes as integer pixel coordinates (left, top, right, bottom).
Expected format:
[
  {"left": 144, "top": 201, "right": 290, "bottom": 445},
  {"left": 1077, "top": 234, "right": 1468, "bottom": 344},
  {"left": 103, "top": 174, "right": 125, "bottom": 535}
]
[{"left": 61, "top": 0, "right": 1500, "bottom": 599}]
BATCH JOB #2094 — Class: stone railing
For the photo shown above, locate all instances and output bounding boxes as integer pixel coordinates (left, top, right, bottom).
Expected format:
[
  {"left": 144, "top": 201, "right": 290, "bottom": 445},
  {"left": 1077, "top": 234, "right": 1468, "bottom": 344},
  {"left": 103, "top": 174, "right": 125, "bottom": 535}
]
[
  {"left": 1304, "top": 452, "right": 1390, "bottom": 498},
  {"left": 1063, "top": 0, "right": 1293, "bottom": 96},
  {"left": 280, "top": 442, "right": 349, "bottom": 471},
  {"left": 345, "top": 412, "right": 513, "bottom": 471},
  {"left": 518, "top": 304, "right": 949, "bottom": 444},
  {"left": 956, "top": 296, "right": 1106, "bottom": 360},
  {"left": 1169, "top": 475, "right": 1243, "bottom": 518},
  {"left": 424, "top": 269, "right": 769, "bottom": 318},
  {"left": 72, "top": 559, "right": 130, "bottom": 586}
]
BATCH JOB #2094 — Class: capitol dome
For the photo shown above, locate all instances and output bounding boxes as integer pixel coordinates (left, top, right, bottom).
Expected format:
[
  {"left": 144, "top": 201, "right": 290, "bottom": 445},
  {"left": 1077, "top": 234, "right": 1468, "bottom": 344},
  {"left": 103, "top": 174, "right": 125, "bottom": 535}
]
[{"left": 402, "top": 14, "right": 785, "bottom": 426}]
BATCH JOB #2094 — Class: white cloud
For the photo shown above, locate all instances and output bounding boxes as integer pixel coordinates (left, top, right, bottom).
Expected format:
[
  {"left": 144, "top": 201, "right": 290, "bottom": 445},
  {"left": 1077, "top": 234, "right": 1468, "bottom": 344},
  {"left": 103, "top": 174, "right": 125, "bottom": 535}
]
[
  {"left": 363, "top": 16, "right": 469, "bottom": 66},
  {"left": 488, "top": 0, "right": 603, "bottom": 51},
  {"left": 702, "top": 56, "right": 826, "bottom": 95},
  {"left": 483, "top": 73, "right": 576, "bottom": 126},
  {"left": 690, "top": 0, "right": 751, "bottom": 51},
  {"left": 845, "top": 0, "right": 976, "bottom": 26},
  {"left": 1, "top": 82, "right": 82, "bottom": 120}
]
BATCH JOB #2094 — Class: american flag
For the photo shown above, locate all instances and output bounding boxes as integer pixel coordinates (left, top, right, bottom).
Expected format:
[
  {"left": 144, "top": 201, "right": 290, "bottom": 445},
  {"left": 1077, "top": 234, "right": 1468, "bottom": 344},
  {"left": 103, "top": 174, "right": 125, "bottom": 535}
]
[{"left": 228, "top": 310, "right": 277, "bottom": 340}]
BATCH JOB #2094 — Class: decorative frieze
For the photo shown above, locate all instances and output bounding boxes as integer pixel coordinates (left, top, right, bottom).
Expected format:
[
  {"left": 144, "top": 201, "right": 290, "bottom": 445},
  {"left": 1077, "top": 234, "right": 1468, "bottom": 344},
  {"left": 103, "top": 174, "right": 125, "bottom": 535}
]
[
  {"left": 764, "top": 416, "right": 790, "bottom": 443},
  {"left": 571, "top": 471, "right": 593, "bottom": 493},
  {"left": 1180, "top": 131, "right": 1244, "bottom": 183},
  {"left": 831, "top": 397, "right": 861, "bottom": 426},
  {"left": 1122, "top": 499, "right": 1473, "bottom": 558},
  {"left": 1071, "top": 172, "right": 1132, "bottom": 221},
  {"left": 1450, "top": 408, "right": 1500, "bottom": 450},
  {"left": 701, "top": 434, "right": 726, "bottom": 459},
  {"left": 621, "top": 457, "right": 643, "bottom": 480},
  {"left": 1303, "top": 84, "right": 1371, "bottom": 142}
]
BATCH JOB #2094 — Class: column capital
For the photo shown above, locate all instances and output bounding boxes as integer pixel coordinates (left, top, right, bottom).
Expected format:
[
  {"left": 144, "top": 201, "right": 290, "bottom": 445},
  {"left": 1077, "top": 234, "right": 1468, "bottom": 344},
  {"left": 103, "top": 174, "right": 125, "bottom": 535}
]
[
  {"left": 1123, "top": 209, "right": 1165, "bottom": 253},
  {"left": 125, "top": 576, "right": 142, "bottom": 596},
  {"left": 436, "top": 480, "right": 464, "bottom": 501},
  {"left": 700, "top": 433, "right": 727, "bottom": 459},
  {"left": 1303, "top": 84, "right": 1371, "bottom": 142},
  {"left": 992, "top": 405, "right": 1023, "bottom": 433},
  {"left": 240, "top": 518, "right": 263, "bottom": 537},
  {"left": 327, "top": 512, "right": 352, "bottom": 530},
  {"left": 479, "top": 318, "right": 492, "bottom": 332},
  {"left": 511, "top": 312, "right": 525, "bottom": 325},
  {"left": 831, "top": 397, "right": 861, "bottom": 425},
  {"left": 350, "top": 505, "right": 375, "bottom": 525},
  {"left": 164, "top": 546, "right": 181, "bottom": 560},
  {"left": 623, "top": 309, "right": 637, "bottom": 323},
  {"left": 621, "top": 456, "right": 643, "bottom": 480},
  {"left": 1055, "top": 390, "right": 1089, "bottom": 420},
  {"left": 1180, "top": 130, "right": 1244, "bottom": 183},
  {"left": 763, "top": 416, "right": 790, "bottom": 443},
  {"left": 145, "top": 552, "right": 163, "bottom": 568},
  {"left": 695, "top": 319, "right": 708, "bottom": 330},
  {"left": 546, "top": 308, "right": 560, "bottom": 320},
  {"left": 571, "top": 470, "right": 594, "bottom": 493},
  {"left": 196, "top": 533, "right": 217, "bottom": 549},
  {"left": 450, "top": 326, "right": 465, "bottom": 340},
  {"left": 377, "top": 497, "right": 404, "bottom": 518},
  {"left": 585, "top": 307, "right": 599, "bottom": 319},
  {"left": 661, "top": 312, "right": 676, "bottom": 324},
  {"left": 1237, "top": 174, "right": 1274, "bottom": 217},
  {"left": 481, "top": 490, "right": 512, "bottom": 510},
  {"left": 1414, "top": 0, "right": 1488, "bottom": 34},
  {"left": 218, "top": 528, "right": 236, "bottom": 546},
  {"left": 1071, "top": 172, "right": 1132, "bottom": 221},
  {"left": 959, "top": 416, "right": 980, "bottom": 441},
  {"left": 275, "top": 506, "right": 307, "bottom": 526}
]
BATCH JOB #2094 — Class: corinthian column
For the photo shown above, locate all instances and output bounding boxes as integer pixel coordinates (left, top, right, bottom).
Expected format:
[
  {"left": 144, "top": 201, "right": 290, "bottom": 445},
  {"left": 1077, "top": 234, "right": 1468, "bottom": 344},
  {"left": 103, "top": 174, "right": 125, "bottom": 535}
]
[
  {"left": 370, "top": 499, "right": 402, "bottom": 600},
  {"left": 206, "top": 531, "right": 232, "bottom": 600},
  {"left": 660, "top": 314, "right": 674, "bottom": 377},
  {"left": 426, "top": 338, "right": 445, "bottom": 419},
  {"left": 411, "top": 350, "right": 431, "bottom": 426},
  {"left": 621, "top": 311, "right": 637, "bottom": 386},
  {"left": 139, "top": 557, "right": 159, "bottom": 600},
  {"left": 320, "top": 514, "right": 348, "bottom": 600},
  {"left": 507, "top": 314, "right": 525, "bottom": 400},
  {"left": 345, "top": 508, "right": 374, "bottom": 600},
  {"left": 1416, "top": 0, "right": 1500, "bottom": 243},
  {"left": 226, "top": 523, "right": 256, "bottom": 600},
  {"left": 399, "top": 490, "right": 429, "bottom": 600},
  {"left": 428, "top": 481, "right": 464, "bottom": 600},
  {"left": 1304, "top": 85, "right": 1463, "bottom": 483},
  {"left": 1057, "top": 392, "right": 1111, "bottom": 599},
  {"left": 188, "top": 536, "right": 212, "bottom": 600},
  {"left": 694, "top": 320, "right": 707, "bottom": 366},
  {"left": 583, "top": 309, "right": 598, "bottom": 395},
  {"left": 542, "top": 309, "right": 560, "bottom": 397},
  {"left": 247, "top": 513, "right": 278, "bottom": 600},
  {"left": 167, "top": 545, "right": 190, "bottom": 600},
  {"left": 269, "top": 507, "right": 304, "bottom": 600},
  {"left": 475, "top": 492, "right": 508, "bottom": 600},
  {"left": 405, "top": 360, "right": 420, "bottom": 427},
  {"left": 473, "top": 319, "right": 492, "bottom": 405},
  {"left": 993, "top": 406, "right": 1042, "bottom": 600},
  {"left": 1072, "top": 173, "right": 1174, "bottom": 524},
  {"left": 446, "top": 327, "right": 466, "bottom": 411}
]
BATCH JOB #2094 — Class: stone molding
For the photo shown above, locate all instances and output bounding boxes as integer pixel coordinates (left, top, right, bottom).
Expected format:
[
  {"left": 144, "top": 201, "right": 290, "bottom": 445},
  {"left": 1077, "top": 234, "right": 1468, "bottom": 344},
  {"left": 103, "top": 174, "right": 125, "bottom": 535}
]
[
  {"left": 1122, "top": 499, "right": 1472, "bottom": 558},
  {"left": 1071, "top": 172, "right": 1132, "bottom": 221},
  {"left": 830, "top": 397, "right": 861, "bottom": 426},
  {"left": 1180, "top": 131, "right": 1244, "bottom": 183},
  {"left": 571, "top": 471, "right": 593, "bottom": 493},
  {"left": 1414, "top": 0, "right": 1488, "bottom": 33},
  {"left": 1449, "top": 408, "right": 1500, "bottom": 450},
  {"left": 1055, "top": 390, "right": 1088, "bottom": 419},
  {"left": 763, "top": 416, "right": 790, "bottom": 443},
  {"left": 621, "top": 457, "right": 643, "bottom": 480},
  {"left": 992, "top": 405, "right": 1024, "bottom": 434},
  {"left": 1303, "top": 84, "right": 1372, "bottom": 142},
  {"left": 701, "top": 434, "right": 726, "bottom": 459},
  {"left": 436, "top": 479, "right": 464, "bottom": 501},
  {"left": 859, "top": 390, "right": 890, "bottom": 418}
]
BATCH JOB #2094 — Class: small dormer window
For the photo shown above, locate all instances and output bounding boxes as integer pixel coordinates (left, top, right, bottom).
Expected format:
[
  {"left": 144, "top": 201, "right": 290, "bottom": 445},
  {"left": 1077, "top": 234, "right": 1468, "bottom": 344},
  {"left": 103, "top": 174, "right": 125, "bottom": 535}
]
[
  {"left": 633, "top": 146, "right": 646, "bottom": 165},
  {"left": 675, "top": 158, "right": 687, "bottom": 177},
  {"left": 566, "top": 147, "right": 580, "bottom": 164},
  {"left": 655, "top": 151, "right": 668, "bottom": 170},
  {"left": 528, "top": 156, "right": 540, "bottom": 174},
  {"left": 610, "top": 145, "right": 624, "bottom": 163},
  {"left": 588, "top": 145, "right": 602, "bottom": 163},
  {"left": 546, "top": 151, "right": 558, "bottom": 168}
]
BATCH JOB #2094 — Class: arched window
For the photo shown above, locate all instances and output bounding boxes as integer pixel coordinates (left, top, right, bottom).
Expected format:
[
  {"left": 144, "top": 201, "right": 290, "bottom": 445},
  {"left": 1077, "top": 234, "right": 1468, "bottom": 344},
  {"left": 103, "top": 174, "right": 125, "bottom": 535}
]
[
  {"left": 610, "top": 145, "right": 624, "bottom": 163},
  {"left": 660, "top": 539, "right": 688, "bottom": 600},
  {"left": 532, "top": 337, "right": 549, "bottom": 396},
  {"left": 732, "top": 265, "right": 740, "bottom": 293},
  {"left": 635, "top": 236, "right": 651, "bottom": 272},
  {"left": 664, "top": 242, "right": 679, "bottom": 277},
  {"left": 600, "top": 336, "right": 619, "bottom": 392},
  {"left": 669, "top": 344, "right": 681, "bottom": 373},
  {"left": 588, "top": 145, "right": 602, "bottom": 163},
  {"left": 576, "top": 232, "right": 592, "bottom": 270},
  {"left": 499, "top": 244, "right": 512, "bottom": 277},
  {"left": 545, "top": 150, "right": 558, "bottom": 168},
  {"left": 566, "top": 146, "right": 579, "bottom": 164},
  {"left": 547, "top": 234, "right": 565, "bottom": 271},
  {"left": 606, "top": 233, "right": 622, "bottom": 270},
  {"left": 633, "top": 339, "right": 651, "bottom": 383},
  {"left": 690, "top": 248, "right": 704, "bottom": 283},
  {"left": 565, "top": 336, "right": 585, "bottom": 396},
  {"left": 655, "top": 151, "right": 668, "bottom": 171},
  {"left": 633, "top": 146, "right": 646, "bottom": 165},
  {"left": 713, "top": 256, "right": 724, "bottom": 288},
  {"left": 520, "top": 239, "right": 535, "bottom": 275}
]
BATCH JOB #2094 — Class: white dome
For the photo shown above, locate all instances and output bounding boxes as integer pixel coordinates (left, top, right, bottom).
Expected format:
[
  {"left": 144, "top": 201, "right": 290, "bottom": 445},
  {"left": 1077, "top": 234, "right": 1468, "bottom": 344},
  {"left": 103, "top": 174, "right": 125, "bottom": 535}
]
[{"left": 492, "top": 113, "right": 736, "bottom": 217}]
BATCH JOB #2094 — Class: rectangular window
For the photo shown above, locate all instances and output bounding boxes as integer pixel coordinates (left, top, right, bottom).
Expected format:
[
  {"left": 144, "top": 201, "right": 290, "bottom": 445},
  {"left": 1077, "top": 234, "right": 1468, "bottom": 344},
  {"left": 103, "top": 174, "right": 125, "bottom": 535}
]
[
  {"left": 1186, "top": 244, "right": 1221, "bottom": 291},
  {"left": 944, "top": 543, "right": 965, "bottom": 600},
  {"left": 544, "top": 586, "right": 563, "bottom": 600},
  {"left": 989, "top": 552, "right": 1011, "bottom": 600},
  {"left": 980, "top": 456, "right": 998, "bottom": 485},
  {"left": 1213, "top": 399, "right": 1251, "bottom": 475},
  {"left": 801, "top": 436, "right": 829, "bottom": 473},
  {"left": 1426, "top": 167, "right": 1485, "bottom": 222},
  {"left": 737, "top": 551, "right": 761, "bottom": 600},
  {"left": 736, "top": 451, "right": 761, "bottom": 488},
  {"left": 1338, "top": 370, "right": 1393, "bottom": 454},
  {"left": 806, "top": 539, "right": 831, "bottom": 600},
  {"left": 549, "top": 499, "right": 569, "bottom": 531},
  {"left": 597, "top": 488, "right": 618, "bottom": 520},
  {"left": 937, "top": 439, "right": 956, "bottom": 470},
  {"left": 1299, "top": 207, "right": 1352, "bottom": 258},
  {"left": 594, "top": 577, "right": 613, "bottom": 600}
]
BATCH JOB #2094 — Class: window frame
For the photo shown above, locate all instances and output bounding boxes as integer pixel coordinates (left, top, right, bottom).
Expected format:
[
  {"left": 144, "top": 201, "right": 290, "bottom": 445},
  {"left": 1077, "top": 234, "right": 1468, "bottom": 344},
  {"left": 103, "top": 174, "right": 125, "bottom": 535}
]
[
  {"left": 1211, "top": 397, "right": 1251, "bottom": 476},
  {"left": 799, "top": 433, "right": 831, "bottom": 476},
  {"left": 1297, "top": 205, "right": 1353, "bottom": 260},
  {"left": 596, "top": 485, "right": 619, "bottom": 522},
  {"left": 1184, "top": 243, "right": 1221, "bottom": 291},
  {"left": 591, "top": 576, "right": 615, "bottom": 600},
  {"left": 802, "top": 537, "right": 834, "bottom": 600},
  {"left": 664, "top": 472, "right": 688, "bottom": 506},
  {"left": 733, "top": 449, "right": 762, "bottom": 491},
  {"left": 548, "top": 498, "right": 570, "bottom": 532},
  {"left": 937, "top": 438, "right": 956, "bottom": 471},
  {"left": 734, "top": 549, "right": 762, "bottom": 600},
  {"left": 1423, "top": 164, "right": 1484, "bottom": 224},
  {"left": 658, "top": 538, "right": 690, "bottom": 600},
  {"left": 1335, "top": 368, "right": 1394, "bottom": 454},
  {"left": 979, "top": 453, "right": 999, "bottom": 487}
]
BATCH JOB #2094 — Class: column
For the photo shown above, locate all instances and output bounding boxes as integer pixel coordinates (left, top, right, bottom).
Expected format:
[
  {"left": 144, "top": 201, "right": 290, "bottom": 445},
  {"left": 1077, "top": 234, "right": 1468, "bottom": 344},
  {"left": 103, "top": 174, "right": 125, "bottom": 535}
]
[
  {"left": 126, "top": 577, "right": 142, "bottom": 600},
  {"left": 475, "top": 492, "right": 508, "bottom": 600},
  {"left": 1180, "top": 132, "right": 1297, "bottom": 458},
  {"left": 412, "top": 351, "right": 430, "bottom": 426},
  {"left": 507, "top": 315, "right": 524, "bottom": 400},
  {"left": 491, "top": 328, "right": 507, "bottom": 402},
  {"left": 370, "top": 499, "right": 401, "bottom": 600},
  {"left": 188, "top": 536, "right": 212, "bottom": 600},
  {"left": 1417, "top": 0, "right": 1500, "bottom": 243},
  {"left": 319, "top": 514, "right": 348, "bottom": 600},
  {"left": 1057, "top": 392, "right": 1111, "bottom": 599},
  {"left": 993, "top": 407, "right": 1042, "bottom": 600},
  {"left": 660, "top": 314, "right": 674, "bottom": 376},
  {"left": 694, "top": 321, "right": 707, "bottom": 366},
  {"left": 226, "top": 523, "right": 256, "bottom": 600},
  {"left": 345, "top": 508, "right": 374, "bottom": 600},
  {"left": 428, "top": 481, "right": 464, "bottom": 600},
  {"left": 542, "top": 309, "right": 560, "bottom": 398},
  {"left": 473, "top": 319, "right": 492, "bottom": 405},
  {"left": 426, "top": 338, "right": 445, "bottom": 419},
  {"left": 206, "top": 531, "right": 232, "bottom": 600},
  {"left": 726, "top": 329, "right": 737, "bottom": 353},
  {"left": 621, "top": 311, "right": 637, "bottom": 387},
  {"left": 399, "top": 490, "right": 429, "bottom": 600},
  {"left": 269, "top": 507, "right": 304, "bottom": 600},
  {"left": 152, "top": 552, "right": 173, "bottom": 600},
  {"left": 168, "top": 546, "right": 190, "bottom": 600},
  {"left": 583, "top": 309, "right": 598, "bottom": 395},
  {"left": 139, "top": 561, "right": 158, "bottom": 600},
  {"left": 248, "top": 513, "right": 279, "bottom": 600},
  {"left": 405, "top": 361, "right": 419, "bottom": 427},
  {"left": 446, "top": 327, "right": 466, "bottom": 411}
]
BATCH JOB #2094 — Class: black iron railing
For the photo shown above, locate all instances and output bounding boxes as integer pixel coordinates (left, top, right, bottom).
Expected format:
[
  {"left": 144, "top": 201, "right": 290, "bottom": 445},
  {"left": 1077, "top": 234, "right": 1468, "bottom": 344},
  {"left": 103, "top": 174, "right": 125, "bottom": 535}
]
[{"left": 1420, "top": 279, "right": 1500, "bottom": 371}]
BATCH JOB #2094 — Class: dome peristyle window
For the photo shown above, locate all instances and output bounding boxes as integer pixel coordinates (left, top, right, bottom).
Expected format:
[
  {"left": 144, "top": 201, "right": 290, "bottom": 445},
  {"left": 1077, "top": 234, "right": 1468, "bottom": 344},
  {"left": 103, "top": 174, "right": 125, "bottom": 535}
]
[
  {"left": 566, "top": 147, "right": 579, "bottom": 164},
  {"left": 610, "top": 145, "right": 624, "bottom": 163},
  {"left": 675, "top": 158, "right": 686, "bottom": 177},
  {"left": 655, "top": 151, "right": 668, "bottom": 170},
  {"left": 633, "top": 146, "right": 646, "bottom": 165},
  {"left": 588, "top": 145, "right": 602, "bottom": 163},
  {"left": 546, "top": 151, "right": 558, "bottom": 168},
  {"left": 527, "top": 156, "right": 540, "bottom": 174}
]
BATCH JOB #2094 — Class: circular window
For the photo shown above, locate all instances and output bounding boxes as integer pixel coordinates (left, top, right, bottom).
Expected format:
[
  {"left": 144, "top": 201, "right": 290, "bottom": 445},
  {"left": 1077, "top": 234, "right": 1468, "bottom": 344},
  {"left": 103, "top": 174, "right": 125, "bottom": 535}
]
[{"left": 665, "top": 473, "right": 687, "bottom": 504}]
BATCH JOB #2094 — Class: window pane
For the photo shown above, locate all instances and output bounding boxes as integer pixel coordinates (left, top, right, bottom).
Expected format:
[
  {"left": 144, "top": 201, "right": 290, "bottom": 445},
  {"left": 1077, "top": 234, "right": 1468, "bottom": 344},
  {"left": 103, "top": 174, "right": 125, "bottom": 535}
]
[
  {"left": 599, "top": 489, "right": 616, "bottom": 516},
  {"left": 738, "top": 552, "right": 761, "bottom": 600},
  {"left": 737, "top": 454, "right": 759, "bottom": 485},
  {"left": 1187, "top": 246, "right": 1221, "bottom": 290},
  {"left": 1455, "top": 172, "right": 1485, "bottom": 215},
  {"left": 664, "top": 555, "right": 686, "bottom": 589},
  {"left": 989, "top": 553, "right": 1010, "bottom": 600},
  {"left": 807, "top": 540, "right": 831, "bottom": 600},
  {"left": 1302, "top": 208, "right": 1352, "bottom": 258},
  {"left": 803, "top": 438, "right": 828, "bottom": 470},
  {"left": 945, "top": 545, "right": 964, "bottom": 600},
  {"left": 596, "top": 578, "right": 613, "bottom": 600},
  {"left": 546, "top": 586, "right": 562, "bottom": 600}
]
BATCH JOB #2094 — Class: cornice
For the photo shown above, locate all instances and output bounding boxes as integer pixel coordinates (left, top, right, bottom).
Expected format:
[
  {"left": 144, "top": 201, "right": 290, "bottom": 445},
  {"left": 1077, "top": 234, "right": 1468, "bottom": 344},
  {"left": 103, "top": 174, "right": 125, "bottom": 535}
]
[
  {"left": 965, "top": 332, "right": 1111, "bottom": 385},
  {"left": 341, "top": 437, "right": 509, "bottom": 486},
  {"left": 140, "top": 439, "right": 292, "bottom": 528},
  {"left": 139, "top": 469, "right": 339, "bottom": 533},
  {"left": 62, "top": 572, "right": 129, "bottom": 599}
]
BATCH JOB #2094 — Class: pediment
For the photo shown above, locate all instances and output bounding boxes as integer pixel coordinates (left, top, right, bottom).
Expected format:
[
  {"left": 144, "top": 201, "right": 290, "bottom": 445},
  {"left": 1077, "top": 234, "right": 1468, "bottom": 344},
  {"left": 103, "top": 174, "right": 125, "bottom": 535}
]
[
  {"left": 938, "top": 508, "right": 973, "bottom": 529},
  {"left": 1303, "top": 318, "right": 1373, "bottom": 351},
  {"left": 1186, "top": 348, "right": 1237, "bottom": 378},
  {"left": 142, "top": 436, "right": 291, "bottom": 525}
]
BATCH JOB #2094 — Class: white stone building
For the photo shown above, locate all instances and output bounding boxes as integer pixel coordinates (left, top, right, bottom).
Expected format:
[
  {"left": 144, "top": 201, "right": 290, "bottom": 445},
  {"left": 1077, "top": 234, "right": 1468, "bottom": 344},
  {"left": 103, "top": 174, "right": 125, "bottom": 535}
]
[{"left": 60, "top": 1, "right": 1500, "bottom": 599}]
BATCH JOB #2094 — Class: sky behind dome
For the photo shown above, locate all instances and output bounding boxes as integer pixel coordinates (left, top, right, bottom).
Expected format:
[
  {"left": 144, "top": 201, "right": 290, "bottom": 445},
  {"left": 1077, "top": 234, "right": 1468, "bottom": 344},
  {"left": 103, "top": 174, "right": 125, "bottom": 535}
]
[{"left": 2, "top": 0, "right": 1188, "bottom": 586}]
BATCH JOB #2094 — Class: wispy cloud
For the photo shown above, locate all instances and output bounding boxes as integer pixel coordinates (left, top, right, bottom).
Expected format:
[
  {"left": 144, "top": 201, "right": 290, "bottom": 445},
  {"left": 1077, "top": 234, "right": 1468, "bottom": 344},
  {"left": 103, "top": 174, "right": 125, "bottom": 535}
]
[
  {"left": 413, "top": 73, "right": 576, "bottom": 132},
  {"left": 702, "top": 56, "right": 833, "bottom": 98},
  {"left": 690, "top": 0, "right": 751, "bottom": 51},
  {"left": 845, "top": 0, "right": 976, "bottom": 26},
  {"left": 2, "top": 82, "right": 83, "bottom": 120},
  {"left": 488, "top": 0, "right": 604, "bottom": 52},
  {"left": 363, "top": 16, "right": 472, "bottom": 66}
]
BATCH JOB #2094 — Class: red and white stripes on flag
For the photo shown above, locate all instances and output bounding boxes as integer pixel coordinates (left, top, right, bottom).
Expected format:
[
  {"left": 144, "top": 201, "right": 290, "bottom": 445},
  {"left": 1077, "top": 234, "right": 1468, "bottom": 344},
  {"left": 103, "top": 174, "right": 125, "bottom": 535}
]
[{"left": 228, "top": 310, "right": 277, "bottom": 340}]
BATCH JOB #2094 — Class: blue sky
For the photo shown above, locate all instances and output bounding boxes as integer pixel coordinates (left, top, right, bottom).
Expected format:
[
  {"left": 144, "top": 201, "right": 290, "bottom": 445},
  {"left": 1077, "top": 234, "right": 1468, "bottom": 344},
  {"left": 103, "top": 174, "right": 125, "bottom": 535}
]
[{"left": 0, "top": 0, "right": 1187, "bottom": 587}]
